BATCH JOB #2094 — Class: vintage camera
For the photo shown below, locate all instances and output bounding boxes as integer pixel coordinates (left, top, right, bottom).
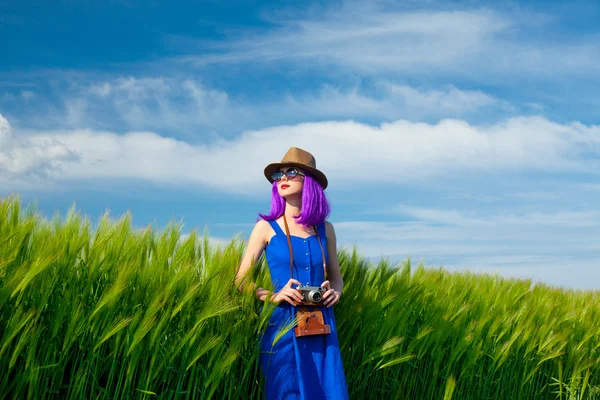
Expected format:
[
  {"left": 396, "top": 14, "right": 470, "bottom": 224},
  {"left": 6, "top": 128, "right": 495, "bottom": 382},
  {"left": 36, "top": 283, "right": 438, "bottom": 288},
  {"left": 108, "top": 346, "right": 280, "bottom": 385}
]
[{"left": 297, "top": 284, "right": 326, "bottom": 304}]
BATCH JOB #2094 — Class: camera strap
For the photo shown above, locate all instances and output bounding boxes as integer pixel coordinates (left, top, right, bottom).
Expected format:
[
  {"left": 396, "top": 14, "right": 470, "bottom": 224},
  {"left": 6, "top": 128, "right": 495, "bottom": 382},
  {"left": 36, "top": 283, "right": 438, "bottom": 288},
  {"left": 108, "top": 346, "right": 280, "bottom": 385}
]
[{"left": 282, "top": 215, "right": 327, "bottom": 281}]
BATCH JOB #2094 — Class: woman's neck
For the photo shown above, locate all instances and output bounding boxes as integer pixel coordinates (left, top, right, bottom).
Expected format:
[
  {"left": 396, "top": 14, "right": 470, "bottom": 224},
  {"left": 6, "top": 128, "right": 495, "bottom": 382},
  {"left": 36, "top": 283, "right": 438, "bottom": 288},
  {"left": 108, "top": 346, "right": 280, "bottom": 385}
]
[{"left": 284, "top": 197, "right": 301, "bottom": 220}]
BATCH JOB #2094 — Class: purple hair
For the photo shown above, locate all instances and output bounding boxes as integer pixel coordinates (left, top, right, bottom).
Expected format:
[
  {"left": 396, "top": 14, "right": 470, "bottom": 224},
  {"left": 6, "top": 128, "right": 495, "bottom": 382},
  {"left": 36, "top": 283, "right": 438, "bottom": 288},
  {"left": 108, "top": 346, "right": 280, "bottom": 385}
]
[{"left": 258, "top": 174, "right": 330, "bottom": 227}]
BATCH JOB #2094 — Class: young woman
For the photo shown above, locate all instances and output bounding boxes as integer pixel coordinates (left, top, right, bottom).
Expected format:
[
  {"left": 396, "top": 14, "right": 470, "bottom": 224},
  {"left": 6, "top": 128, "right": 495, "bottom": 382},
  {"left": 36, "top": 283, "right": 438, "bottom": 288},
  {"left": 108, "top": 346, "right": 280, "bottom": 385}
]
[{"left": 235, "top": 147, "right": 349, "bottom": 399}]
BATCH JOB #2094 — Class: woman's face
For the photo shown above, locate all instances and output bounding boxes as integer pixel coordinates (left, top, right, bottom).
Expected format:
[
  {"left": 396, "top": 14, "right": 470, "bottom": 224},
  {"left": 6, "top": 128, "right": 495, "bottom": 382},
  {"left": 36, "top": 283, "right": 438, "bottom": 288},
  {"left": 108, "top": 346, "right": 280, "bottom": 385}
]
[{"left": 276, "top": 167, "right": 305, "bottom": 198}]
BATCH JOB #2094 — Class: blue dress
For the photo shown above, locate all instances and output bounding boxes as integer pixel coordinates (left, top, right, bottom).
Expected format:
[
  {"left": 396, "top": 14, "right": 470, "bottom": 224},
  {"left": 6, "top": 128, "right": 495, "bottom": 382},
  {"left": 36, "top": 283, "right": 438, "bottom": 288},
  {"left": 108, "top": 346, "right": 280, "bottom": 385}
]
[{"left": 259, "top": 219, "right": 349, "bottom": 400}]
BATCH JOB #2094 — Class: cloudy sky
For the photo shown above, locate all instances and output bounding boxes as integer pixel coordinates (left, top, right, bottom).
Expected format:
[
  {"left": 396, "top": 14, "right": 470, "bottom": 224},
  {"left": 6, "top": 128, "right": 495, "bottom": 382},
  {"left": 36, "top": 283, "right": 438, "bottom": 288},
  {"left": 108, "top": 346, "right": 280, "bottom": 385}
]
[{"left": 1, "top": 0, "right": 599, "bottom": 290}]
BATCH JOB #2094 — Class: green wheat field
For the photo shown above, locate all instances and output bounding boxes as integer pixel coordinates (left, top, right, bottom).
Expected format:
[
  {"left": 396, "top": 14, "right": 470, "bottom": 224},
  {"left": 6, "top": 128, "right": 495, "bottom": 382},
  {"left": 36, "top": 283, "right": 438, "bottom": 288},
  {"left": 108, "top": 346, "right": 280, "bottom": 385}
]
[{"left": 0, "top": 195, "right": 599, "bottom": 399}]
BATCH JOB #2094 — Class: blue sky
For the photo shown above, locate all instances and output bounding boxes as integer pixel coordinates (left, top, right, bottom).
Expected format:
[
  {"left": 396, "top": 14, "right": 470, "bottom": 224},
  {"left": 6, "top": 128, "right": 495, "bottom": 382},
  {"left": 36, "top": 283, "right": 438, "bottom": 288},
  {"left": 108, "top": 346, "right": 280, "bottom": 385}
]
[{"left": 1, "top": 0, "right": 599, "bottom": 290}]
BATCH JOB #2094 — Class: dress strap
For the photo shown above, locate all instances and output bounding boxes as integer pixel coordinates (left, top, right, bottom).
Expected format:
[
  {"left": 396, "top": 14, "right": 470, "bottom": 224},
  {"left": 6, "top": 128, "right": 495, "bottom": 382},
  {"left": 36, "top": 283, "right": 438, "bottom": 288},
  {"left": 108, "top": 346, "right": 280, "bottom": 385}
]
[
  {"left": 267, "top": 219, "right": 285, "bottom": 236},
  {"left": 316, "top": 221, "right": 327, "bottom": 238},
  {"left": 282, "top": 216, "right": 295, "bottom": 280}
]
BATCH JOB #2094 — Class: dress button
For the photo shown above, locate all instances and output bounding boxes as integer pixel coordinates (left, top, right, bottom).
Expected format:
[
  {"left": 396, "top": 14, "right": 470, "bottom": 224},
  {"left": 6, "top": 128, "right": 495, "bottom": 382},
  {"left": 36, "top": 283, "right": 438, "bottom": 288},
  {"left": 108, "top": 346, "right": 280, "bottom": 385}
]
[
  {"left": 305, "top": 252, "right": 309, "bottom": 256},
  {"left": 306, "top": 267, "right": 309, "bottom": 270}
]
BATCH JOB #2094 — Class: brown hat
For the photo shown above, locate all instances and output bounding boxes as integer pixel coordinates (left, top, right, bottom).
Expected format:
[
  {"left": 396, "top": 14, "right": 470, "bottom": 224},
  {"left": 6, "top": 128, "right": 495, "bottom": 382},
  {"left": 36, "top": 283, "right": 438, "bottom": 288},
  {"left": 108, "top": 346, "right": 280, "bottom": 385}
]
[{"left": 264, "top": 147, "right": 328, "bottom": 189}]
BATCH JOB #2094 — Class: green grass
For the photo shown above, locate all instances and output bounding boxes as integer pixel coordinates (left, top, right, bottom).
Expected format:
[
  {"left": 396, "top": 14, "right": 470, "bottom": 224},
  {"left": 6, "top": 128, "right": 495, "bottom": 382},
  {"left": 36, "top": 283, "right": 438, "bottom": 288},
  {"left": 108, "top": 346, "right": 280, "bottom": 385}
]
[{"left": 0, "top": 195, "right": 599, "bottom": 399}]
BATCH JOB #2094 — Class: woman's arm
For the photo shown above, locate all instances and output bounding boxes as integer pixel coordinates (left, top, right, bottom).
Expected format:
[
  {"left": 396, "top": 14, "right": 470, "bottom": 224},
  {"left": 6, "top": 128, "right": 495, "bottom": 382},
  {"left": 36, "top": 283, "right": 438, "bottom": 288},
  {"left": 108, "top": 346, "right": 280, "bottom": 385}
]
[
  {"left": 234, "top": 220, "right": 303, "bottom": 305},
  {"left": 324, "top": 221, "right": 344, "bottom": 300},
  {"left": 234, "top": 220, "right": 269, "bottom": 300}
]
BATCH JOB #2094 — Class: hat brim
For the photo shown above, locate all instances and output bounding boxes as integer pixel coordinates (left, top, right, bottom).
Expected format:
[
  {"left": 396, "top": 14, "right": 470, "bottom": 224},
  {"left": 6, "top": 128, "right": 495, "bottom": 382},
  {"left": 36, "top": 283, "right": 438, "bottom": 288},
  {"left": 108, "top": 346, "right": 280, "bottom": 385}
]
[{"left": 264, "top": 162, "right": 328, "bottom": 189}]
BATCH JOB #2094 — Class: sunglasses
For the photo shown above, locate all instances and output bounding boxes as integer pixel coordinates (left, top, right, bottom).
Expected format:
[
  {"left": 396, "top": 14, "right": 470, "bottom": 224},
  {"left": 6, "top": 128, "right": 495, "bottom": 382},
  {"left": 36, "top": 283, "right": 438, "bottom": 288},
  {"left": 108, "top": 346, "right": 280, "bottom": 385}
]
[{"left": 271, "top": 168, "right": 305, "bottom": 182}]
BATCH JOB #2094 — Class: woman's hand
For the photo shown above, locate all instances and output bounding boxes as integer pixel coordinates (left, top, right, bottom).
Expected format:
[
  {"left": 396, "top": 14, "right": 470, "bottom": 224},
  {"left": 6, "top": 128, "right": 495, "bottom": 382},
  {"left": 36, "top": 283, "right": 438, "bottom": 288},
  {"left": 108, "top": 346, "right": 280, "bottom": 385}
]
[
  {"left": 271, "top": 279, "right": 303, "bottom": 306},
  {"left": 321, "top": 280, "right": 341, "bottom": 308}
]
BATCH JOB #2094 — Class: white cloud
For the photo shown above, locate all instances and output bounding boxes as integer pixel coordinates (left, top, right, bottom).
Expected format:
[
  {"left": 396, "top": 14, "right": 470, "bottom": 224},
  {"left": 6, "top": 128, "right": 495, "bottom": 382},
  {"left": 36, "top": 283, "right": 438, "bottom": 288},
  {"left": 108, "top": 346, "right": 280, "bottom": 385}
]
[
  {"left": 179, "top": 232, "right": 232, "bottom": 248},
  {"left": 393, "top": 206, "right": 600, "bottom": 228},
  {"left": 12, "top": 76, "right": 502, "bottom": 135},
  {"left": 102, "top": 77, "right": 228, "bottom": 129},
  {"left": 179, "top": 5, "right": 600, "bottom": 79},
  {"left": 89, "top": 82, "right": 111, "bottom": 97},
  {"left": 182, "top": 8, "right": 509, "bottom": 72},
  {"left": 57, "top": 77, "right": 233, "bottom": 133},
  {"left": 333, "top": 206, "right": 600, "bottom": 290},
  {"left": 281, "top": 82, "right": 501, "bottom": 120},
  {"left": 336, "top": 217, "right": 598, "bottom": 253},
  {"left": 64, "top": 98, "right": 88, "bottom": 128},
  {"left": 382, "top": 83, "right": 500, "bottom": 114},
  {"left": 5, "top": 114, "right": 600, "bottom": 191},
  {"left": 441, "top": 258, "right": 600, "bottom": 291},
  {"left": 0, "top": 115, "right": 11, "bottom": 147},
  {"left": 510, "top": 191, "right": 561, "bottom": 201},
  {"left": 0, "top": 114, "right": 77, "bottom": 182},
  {"left": 20, "top": 90, "right": 35, "bottom": 101}
]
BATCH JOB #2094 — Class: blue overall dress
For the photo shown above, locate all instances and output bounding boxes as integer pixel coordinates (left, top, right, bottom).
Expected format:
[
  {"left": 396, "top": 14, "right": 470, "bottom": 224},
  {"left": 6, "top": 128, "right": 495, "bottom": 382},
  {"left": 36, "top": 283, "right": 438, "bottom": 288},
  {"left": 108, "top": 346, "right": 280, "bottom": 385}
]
[{"left": 258, "top": 219, "right": 349, "bottom": 399}]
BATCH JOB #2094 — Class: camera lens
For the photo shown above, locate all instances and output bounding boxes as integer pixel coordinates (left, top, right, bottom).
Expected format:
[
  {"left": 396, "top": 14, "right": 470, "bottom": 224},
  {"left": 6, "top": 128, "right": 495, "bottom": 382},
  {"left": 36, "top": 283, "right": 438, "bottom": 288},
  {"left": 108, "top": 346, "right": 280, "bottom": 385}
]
[{"left": 309, "top": 291, "right": 322, "bottom": 302}]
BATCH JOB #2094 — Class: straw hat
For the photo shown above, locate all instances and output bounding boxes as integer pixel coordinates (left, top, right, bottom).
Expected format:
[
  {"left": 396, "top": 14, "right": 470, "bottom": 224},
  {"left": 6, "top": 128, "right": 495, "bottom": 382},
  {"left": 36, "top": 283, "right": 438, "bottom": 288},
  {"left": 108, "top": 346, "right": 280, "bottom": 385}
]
[{"left": 264, "top": 147, "right": 328, "bottom": 189}]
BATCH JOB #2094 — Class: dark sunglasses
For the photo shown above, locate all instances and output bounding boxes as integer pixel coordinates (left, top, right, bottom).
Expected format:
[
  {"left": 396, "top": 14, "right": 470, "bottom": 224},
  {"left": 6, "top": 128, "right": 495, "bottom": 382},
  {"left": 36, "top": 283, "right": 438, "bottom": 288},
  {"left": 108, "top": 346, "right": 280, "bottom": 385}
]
[{"left": 271, "top": 168, "right": 306, "bottom": 182}]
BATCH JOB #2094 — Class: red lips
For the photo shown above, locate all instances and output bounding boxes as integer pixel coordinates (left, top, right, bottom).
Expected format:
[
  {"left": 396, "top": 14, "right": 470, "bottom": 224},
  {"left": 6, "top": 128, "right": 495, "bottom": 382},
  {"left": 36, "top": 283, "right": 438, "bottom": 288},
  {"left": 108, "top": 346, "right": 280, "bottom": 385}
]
[{"left": 280, "top": 184, "right": 290, "bottom": 189}]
